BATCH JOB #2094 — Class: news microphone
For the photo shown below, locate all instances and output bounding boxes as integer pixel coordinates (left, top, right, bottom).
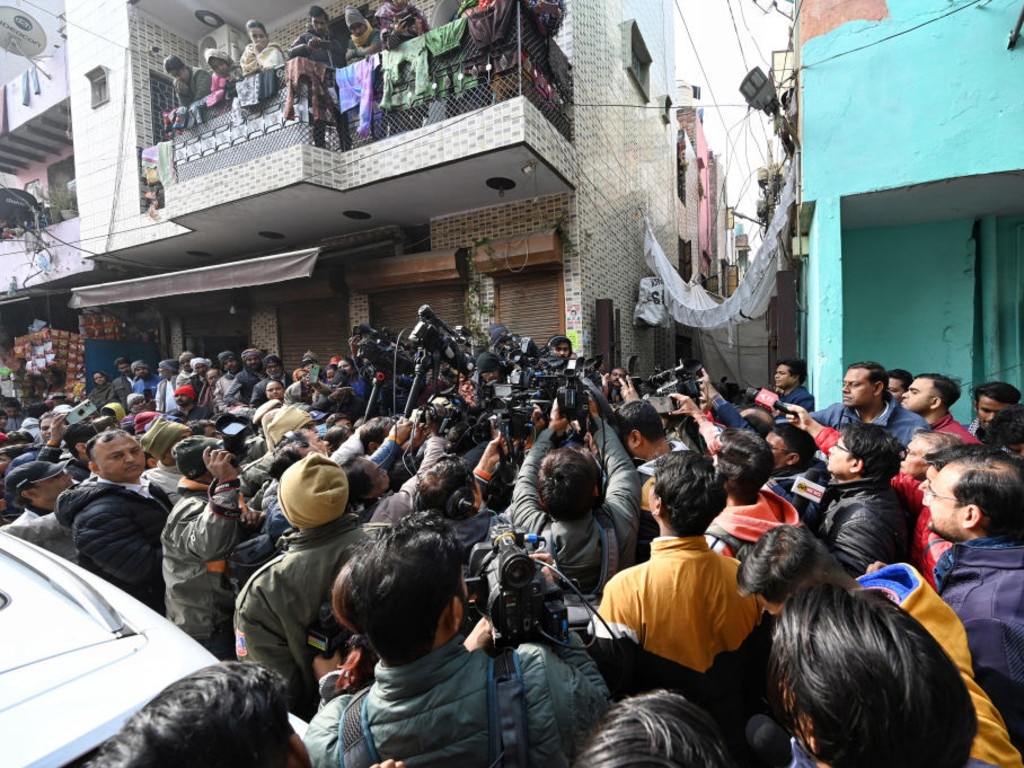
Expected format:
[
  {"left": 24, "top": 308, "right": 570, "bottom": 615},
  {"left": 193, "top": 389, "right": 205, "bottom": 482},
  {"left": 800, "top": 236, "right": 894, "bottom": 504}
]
[
  {"left": 746, "top": 387, "right": 781, "bottom": 411},
  {"left": 791, "top": 467, "right": 826, "bottom": 517},
  {"left": 746, "top": 714, "right": 793, "bottom": 768}
]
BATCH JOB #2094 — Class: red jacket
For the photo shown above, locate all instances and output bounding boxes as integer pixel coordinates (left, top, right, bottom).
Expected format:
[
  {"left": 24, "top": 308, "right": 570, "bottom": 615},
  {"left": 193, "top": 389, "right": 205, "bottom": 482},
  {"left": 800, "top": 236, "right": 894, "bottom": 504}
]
[{"left": 891, "top": 471, "right": 952, "bottom": 588}]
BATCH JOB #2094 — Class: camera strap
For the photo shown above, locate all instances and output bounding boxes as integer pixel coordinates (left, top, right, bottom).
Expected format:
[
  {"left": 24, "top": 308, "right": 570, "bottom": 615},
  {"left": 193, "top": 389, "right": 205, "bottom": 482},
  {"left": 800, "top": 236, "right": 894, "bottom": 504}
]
[
  {"left": 488, "top": 648, "right": 527, "bottom": 768},
  {"left": 338, "top": 687, "right": 378, "bottom": 768}
]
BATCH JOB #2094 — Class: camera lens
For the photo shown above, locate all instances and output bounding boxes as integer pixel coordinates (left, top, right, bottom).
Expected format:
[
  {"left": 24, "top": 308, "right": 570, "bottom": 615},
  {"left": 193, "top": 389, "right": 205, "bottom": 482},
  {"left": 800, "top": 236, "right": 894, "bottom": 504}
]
[{"left": 502, "top": 556, "right": 534, "bottom": 589}]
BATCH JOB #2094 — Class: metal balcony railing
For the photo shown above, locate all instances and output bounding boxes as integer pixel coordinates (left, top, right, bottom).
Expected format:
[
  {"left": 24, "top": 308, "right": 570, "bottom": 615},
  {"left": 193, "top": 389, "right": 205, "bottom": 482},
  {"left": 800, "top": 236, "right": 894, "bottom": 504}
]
[{"left": 170, "top": 2, "right": 572, "bottom": 184}]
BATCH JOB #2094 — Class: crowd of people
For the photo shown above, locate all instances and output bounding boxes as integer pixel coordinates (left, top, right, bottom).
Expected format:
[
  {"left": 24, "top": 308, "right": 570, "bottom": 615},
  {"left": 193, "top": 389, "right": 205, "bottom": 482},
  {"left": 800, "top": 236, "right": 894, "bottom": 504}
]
[
  {"left": 163, "top": 0, "right": 565, "bottom": 111},
  {"left": 3, "top": 320, "right": 1024, "bottom": 768}
]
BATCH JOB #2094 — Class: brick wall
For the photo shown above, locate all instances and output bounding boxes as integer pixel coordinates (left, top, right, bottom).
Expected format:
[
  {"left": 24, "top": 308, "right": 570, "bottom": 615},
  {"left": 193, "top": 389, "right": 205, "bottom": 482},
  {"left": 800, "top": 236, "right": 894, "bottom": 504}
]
[
  {"left": 568, "top": 0, "right": 679, "bottom": 371},
  {"left": 430, "top": 194, "right": 572, "bottom": 249},
  {"left": 348, "top": 292, "right": 370, "bottom": 332},
  {"left": 431, "top": 194, "right": 572, "bottom": 344},
  {"left": 169, "top": 317, "right": 184, "bottom": 353}
]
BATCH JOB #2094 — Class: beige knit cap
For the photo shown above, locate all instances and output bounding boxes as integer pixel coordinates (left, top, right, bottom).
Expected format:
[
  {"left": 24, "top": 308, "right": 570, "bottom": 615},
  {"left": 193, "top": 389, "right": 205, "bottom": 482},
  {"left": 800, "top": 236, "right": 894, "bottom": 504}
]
[
  {"left": 140, "top": 418, "right": 191, "bottom": 460},
  {"left": 265, "top": 405, "right": 313, "bottom": 450},
  {"left": 279, "top": 453, "right": 350, "bottom": 529},
  {"left": 253, "top": 398, "right": 283, "bottom": 426}
]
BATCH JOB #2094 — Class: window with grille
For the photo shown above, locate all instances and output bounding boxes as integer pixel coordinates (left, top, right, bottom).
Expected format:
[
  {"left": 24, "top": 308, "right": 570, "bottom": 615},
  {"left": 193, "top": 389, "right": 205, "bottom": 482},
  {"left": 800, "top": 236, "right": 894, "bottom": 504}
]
[
  {"left": 621, "top": 21, "right": 652, "bottom": 101},
  {"left": 149, "top": 71, "right": 177, "bottom": 144}
]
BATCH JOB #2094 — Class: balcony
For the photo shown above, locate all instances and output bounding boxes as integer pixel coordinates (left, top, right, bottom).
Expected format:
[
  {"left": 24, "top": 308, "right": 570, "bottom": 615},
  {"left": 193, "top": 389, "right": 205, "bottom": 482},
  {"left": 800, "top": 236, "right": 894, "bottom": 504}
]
[
  {"left": 1, "top": 46, "right": 73, "bottom": 179},
  {"left": 108, "top": 1, "right": 575, "bottom": 270},
  {"left": 0, "top": 217, "right": 96, "bottom": 293},
  {"left": 172, "top": 7, "right": 570, "bottom": 181}
]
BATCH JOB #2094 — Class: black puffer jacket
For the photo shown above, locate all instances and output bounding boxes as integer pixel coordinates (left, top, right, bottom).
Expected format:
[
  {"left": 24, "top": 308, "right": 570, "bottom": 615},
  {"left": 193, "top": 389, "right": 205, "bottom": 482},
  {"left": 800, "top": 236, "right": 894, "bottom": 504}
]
[
  {"left": 54, "top": 478, "right": 172, "bottom": 613},
  {"left": 817, "top": 479, "right": 908, "bottom": 576}
]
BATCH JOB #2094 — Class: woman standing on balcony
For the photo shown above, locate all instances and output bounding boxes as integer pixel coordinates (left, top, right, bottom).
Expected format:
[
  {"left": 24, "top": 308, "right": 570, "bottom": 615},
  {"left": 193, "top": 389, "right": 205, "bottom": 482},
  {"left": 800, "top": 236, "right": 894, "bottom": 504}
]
[
  {"left": 240, "top": 20, "right": 286, "bottom": 76},
  {"left": 375, "top": 0, "right": 430, "bottom": 50}
]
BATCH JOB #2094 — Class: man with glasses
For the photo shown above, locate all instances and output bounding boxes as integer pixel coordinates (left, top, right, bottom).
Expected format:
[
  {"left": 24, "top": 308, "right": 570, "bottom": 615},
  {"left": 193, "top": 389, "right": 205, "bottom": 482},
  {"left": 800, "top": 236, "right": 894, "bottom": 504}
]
[
  {"left": 809, "top": 421, "right": 909, "bottom": 576},
  {"left": 923, "top": 447, "right": 1024, "bottom": 753}
]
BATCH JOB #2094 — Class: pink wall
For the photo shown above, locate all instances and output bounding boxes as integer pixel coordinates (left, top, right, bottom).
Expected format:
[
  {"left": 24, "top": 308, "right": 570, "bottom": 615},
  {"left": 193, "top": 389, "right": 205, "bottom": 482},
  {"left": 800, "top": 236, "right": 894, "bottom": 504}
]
[
  {"left": 799, "top": 0, "right": 889, "bottom": 44},
  {"left": 14, "top": 143, "right": 74, "bottom": 200},
  {"left": 695, "top": 111, "right": 712, "bottom": 261}
]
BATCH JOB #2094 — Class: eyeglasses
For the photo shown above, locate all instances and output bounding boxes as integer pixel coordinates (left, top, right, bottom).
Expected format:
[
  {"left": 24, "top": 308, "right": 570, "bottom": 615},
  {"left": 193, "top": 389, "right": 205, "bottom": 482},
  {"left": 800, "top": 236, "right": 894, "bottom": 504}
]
[
  {"left": 832, "top": 443, "right": 851, "bottom": 455},
  {"left": 923, "top": 488, "right": 960, "bottom": 505}
]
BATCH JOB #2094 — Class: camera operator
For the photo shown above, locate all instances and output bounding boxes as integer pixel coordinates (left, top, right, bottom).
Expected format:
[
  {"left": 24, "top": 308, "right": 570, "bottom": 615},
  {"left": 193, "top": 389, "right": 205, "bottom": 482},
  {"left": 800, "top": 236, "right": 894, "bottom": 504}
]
[
  {"left": 474, "top": 351, "right": 505, "bottom": 386},
  {"left": 546, "top": 334, "right": 574, "bottom": 361},
  {"left": 302, "top": 514, "right": 610, "bottom": 766},
  {"left": 341, "top": 416, "right": 447, "bottom": 525},
  {"left": 509, "top": 397, "right": 640, "bottom": 595},
  {"left": 415, "top": 433, "right": 508, "bottom": 561}
]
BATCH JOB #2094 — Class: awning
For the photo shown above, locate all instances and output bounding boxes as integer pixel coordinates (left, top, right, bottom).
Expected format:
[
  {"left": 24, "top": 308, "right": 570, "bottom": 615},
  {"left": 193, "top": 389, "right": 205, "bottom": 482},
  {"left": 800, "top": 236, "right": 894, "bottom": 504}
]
[{"left": 68, "top": 248, "right": 320, "bottom": 309}]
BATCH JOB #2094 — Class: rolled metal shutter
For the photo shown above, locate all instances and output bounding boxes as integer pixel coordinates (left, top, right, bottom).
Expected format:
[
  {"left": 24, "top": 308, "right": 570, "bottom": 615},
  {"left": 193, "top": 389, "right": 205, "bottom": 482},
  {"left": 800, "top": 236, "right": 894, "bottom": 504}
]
[
  {"left": 495, "top": 272, "right": 563, "bottom": 342},
  {"left": 369, "top": 286, "right": 466, "bottom": 338},
  {"left": 278, "top": 297, "right": 349, "bottom": 368}
]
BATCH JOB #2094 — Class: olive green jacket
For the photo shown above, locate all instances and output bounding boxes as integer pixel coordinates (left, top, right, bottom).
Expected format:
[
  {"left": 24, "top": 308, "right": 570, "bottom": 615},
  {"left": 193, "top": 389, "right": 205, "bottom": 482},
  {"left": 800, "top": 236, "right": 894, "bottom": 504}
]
[{"left": 235, "top": 513, "right": 367, "bottom": 719}]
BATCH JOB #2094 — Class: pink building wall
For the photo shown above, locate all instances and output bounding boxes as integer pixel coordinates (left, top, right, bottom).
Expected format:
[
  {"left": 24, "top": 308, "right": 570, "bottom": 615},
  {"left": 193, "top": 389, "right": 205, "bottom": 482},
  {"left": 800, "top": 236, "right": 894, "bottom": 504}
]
[{"left": 695, "top": 111, "right": 712, "bottom": 265}]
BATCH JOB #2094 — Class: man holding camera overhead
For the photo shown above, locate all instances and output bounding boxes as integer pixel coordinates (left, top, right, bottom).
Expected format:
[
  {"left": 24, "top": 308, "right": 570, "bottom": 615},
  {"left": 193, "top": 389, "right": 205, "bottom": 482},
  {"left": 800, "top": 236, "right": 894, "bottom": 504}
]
[{"left": 510, "top": 398, "right": 640, "bottom": 596}]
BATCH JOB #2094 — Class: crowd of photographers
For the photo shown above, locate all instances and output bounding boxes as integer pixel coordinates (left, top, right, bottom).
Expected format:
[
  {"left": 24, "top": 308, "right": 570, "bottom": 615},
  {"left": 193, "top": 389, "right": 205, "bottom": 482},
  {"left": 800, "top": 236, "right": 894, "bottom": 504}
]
[{"left": 4, "top": 303, "right": 1024, "bottom": 768}]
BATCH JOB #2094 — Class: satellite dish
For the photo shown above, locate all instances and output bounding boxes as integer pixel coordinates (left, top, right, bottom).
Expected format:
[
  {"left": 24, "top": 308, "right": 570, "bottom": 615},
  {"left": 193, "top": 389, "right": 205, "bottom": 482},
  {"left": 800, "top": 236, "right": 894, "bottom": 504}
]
[{"left": 0, "top": 6, "right": 47, "bottom": 58}]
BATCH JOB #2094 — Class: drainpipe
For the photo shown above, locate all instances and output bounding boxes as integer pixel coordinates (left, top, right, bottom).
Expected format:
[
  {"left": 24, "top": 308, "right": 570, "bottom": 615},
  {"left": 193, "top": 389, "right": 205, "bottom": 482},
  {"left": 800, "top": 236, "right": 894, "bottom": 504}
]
[{"left": 1008, "top": 0, "right": 1024, "bottom": 49}]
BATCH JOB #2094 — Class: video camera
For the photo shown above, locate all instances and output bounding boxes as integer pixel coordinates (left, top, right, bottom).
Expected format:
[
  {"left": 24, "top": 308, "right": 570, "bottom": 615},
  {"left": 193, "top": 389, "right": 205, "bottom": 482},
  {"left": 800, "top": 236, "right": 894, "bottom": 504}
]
[
  {"left": 408, "top": 305, "right": 473, "bottom": 376},
  {"left": 356, "top": 322, "right": 415, "bottom": 377},
  {"left": 493, "top": 333, "right": 540, "bottom": 368},
  {"left": 645, "top": 358, "right": 704, "bottom": 400},
  {"left": 467, "top": 527, "right": 569, "bottom": 648},
  {"left": 488, "top": 343, "right": 604, "bottom": 432}
]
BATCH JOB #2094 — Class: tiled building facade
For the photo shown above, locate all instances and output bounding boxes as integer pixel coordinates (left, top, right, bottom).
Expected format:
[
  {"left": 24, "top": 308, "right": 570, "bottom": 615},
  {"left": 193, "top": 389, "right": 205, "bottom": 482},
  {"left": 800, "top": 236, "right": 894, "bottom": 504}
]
[{"left": 35, "top": 0, "right": 681, "bottom": 372}]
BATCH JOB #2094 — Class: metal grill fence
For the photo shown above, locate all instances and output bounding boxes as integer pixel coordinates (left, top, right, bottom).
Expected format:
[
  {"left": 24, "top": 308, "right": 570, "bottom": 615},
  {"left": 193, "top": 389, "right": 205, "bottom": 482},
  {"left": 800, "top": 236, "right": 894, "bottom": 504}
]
[{"left": 170, "top": 5, "right": 571, "bottom": 184}]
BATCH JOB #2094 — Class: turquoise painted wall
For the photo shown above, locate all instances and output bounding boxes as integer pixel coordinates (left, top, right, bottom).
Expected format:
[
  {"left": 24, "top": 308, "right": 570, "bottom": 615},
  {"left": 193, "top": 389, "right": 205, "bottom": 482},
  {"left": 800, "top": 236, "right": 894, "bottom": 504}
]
[
  {"left": 799, "top": 0, "right": 1024, "bottom": 404},
  {"left": 804, "top": 197, "right": 845, "bottom": 404},
  {"left": 983, "top": 215, "right": 1024, "bottom": 392},
  {"left": 841, "top": 219, "right": 977, "bottom": 422},
  {"left": 801, "top": 0, "right": 1024, "bottom": 202}
]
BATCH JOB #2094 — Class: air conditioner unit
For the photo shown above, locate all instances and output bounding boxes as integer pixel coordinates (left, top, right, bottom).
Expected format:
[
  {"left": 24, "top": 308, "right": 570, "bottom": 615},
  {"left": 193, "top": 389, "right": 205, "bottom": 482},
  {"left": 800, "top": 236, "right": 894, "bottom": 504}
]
[{"left": 196, "top": 25, "right": 248, "bottom": 64}]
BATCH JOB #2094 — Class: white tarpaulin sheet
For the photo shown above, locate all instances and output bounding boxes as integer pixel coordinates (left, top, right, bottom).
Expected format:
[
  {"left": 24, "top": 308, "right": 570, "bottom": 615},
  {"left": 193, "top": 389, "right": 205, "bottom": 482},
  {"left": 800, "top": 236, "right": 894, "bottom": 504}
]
[
  {"left": 640, "top": 169, "right": 795, "bottom": 329},
  {"left": 69, "top": 248, "right": 320, "bottom": 309}
]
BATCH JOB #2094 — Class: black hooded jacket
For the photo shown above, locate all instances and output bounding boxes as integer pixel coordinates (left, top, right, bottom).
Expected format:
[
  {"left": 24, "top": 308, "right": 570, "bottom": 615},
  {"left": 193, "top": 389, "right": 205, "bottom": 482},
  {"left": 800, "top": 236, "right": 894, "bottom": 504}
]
[{"left": 54, "top": 478, "right": 172, "bottom": 613}]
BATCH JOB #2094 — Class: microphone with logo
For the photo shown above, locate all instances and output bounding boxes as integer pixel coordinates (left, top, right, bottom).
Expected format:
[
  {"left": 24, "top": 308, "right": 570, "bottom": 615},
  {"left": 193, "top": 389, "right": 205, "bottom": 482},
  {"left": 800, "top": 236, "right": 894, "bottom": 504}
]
[{"left": 745, "top": 387, "right": 798, "bottom": 418}]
